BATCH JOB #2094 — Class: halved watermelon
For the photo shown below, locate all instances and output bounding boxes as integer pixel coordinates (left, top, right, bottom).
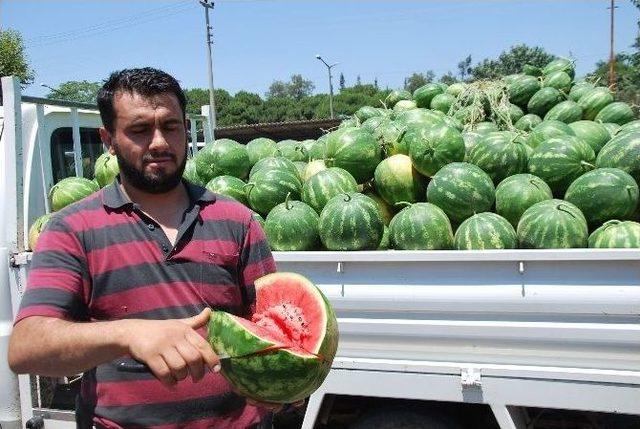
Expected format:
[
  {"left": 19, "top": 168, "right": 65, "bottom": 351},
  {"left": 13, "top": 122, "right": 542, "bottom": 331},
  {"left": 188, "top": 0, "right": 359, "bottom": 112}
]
[{"left": 207, "top": 273, "right": 338, "bottom": 403}]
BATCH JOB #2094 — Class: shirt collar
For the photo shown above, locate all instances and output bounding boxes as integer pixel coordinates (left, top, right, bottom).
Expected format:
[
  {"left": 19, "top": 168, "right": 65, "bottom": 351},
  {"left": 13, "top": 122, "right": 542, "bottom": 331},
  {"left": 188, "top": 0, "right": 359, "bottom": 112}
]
[{"left": 102, "top": 179, "right": 216, "bottom": 210}]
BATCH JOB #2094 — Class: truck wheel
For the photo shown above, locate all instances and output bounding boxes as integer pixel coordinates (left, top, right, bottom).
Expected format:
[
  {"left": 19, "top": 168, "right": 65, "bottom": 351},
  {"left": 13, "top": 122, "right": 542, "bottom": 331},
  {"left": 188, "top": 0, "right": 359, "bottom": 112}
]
[{"left": 350, "top": 406, "right": 460, "bottom": 429}]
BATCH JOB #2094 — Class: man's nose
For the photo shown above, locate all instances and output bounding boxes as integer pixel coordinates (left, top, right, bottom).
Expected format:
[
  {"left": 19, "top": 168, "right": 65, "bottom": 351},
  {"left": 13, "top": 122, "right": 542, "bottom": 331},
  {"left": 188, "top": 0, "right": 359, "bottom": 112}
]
[{"left": 148, "top": 127, "right": 170, "bottom": 152}]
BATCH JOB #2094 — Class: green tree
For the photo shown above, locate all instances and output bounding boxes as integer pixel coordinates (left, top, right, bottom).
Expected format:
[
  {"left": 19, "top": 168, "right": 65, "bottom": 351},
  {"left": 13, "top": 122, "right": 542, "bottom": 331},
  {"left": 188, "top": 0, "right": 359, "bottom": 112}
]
[
  {"left": 266, "top": 74, "right": 314, "bottom": 100},
  {"left": 404, "top": 71, "right": 435, "bottom": 93},
  {"left": 439, "top": 72, "right": 458, "bottom": 85},
  {"left": 339, "top": 72, "right": 346, "bottom": 91},
  {"left": 469, "top": 45, "right": 556, "bottom": 80},
  {"left": 457, "top": 55, "right": 472, "bottom": 81},
  {"left": 46, "top": 80, "right": 101, "bottom": 103},
  {"left": 0, "top": 29, "right": 35, "bottom": 101}
]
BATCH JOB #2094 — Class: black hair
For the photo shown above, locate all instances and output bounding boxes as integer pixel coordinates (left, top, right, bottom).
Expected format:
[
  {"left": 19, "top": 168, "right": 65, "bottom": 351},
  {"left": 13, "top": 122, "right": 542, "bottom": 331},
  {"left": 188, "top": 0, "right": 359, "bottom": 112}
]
[{"left": 97, "top": 67, "right": 187, "bottom": 132}]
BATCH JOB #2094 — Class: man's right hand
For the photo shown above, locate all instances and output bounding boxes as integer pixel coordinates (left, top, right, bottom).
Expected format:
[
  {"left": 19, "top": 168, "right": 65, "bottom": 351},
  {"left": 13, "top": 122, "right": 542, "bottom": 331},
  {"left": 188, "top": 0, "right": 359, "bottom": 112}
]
[{"left": 124, "top": 308, "right": 220, "bottom": 387}]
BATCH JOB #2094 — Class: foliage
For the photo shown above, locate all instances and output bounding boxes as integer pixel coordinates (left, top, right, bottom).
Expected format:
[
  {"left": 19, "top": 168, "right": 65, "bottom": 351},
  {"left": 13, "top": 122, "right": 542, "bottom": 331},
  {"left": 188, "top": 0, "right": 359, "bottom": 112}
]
[
  {"left": 469, "top": 44, "right": 556, "bottom": 80},
  {"left": 45, "top": 80, "right": 101, "bottom": 103},
  {"left": 404, "top": 71, "right": 435, "bottom": 93},
  {"left": 439, "top": 72, "right": 458, "bottom": 85},
  {"left": 266, "top": 74, "right": 315, "bottom": 100},
  {"left": 0, "top": 29, "right": 35, "bottom": 101},
  {"left": 457, "top": 55, "right": 472, "bottom": 81}
]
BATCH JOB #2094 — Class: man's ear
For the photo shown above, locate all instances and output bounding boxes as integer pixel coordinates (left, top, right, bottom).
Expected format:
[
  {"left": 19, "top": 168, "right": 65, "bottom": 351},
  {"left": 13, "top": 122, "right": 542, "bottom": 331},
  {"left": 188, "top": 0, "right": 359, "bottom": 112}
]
[{"left": 99, "top": 127, "right": 116, "bottom": 155}]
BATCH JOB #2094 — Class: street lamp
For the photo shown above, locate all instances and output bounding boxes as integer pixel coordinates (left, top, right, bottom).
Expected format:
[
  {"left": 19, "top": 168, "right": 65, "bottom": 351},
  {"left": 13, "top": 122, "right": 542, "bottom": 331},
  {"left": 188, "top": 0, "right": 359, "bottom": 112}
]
[
  {"left": 41, "top": 83, "right": 64, "bottom": 98},
  {"left": 199, "top": 0, "right": 217, "bottom": 141},
  {"left": 316, "top": 54, "right": 339, "bottom": 119}
]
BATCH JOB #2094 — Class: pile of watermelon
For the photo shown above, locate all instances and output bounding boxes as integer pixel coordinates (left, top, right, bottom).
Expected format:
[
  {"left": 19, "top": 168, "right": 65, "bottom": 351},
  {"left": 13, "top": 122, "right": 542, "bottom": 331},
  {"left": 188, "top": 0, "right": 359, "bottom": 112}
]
[{"left": 186, "top": 58, "right": 640, "bottom": 250}]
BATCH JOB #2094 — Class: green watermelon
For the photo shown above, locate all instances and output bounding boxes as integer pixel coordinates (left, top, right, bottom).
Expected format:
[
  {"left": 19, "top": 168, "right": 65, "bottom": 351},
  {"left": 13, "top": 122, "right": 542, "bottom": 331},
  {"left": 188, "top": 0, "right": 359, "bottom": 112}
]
[
  {"left": 568, "top": 120, "right": 611, "bottom": 154},
  {"left": 389, "top": 202, "right": 453, "bottom": 250},
  {"left": 277, "top": 140, "right": 308, "bottom": 162},
  {"left": 28, "top": 213, "right": 52, "bottom": 250},
  {"left": 568, "top": 81, "right": 595, "bottom": 102},
  {"left": 526, "top": 120, "right": 575, "bottom": 149},
  {"left": 495, "top": 174, "right": 553, "bottom": 228},
  {"left": 517, "top": 199, "right": 588, "bottom": 248},
  {"left": 246, "top": 138, "right": 279, "bottom": 166},
  {"left": 468, "top": 131, "right": 529, "bottom": 184},
  {"left": 426, "top": 162, "right": 496, "bottom": 224},
  {"left": 183, "top": 158, "right": 206, "bottom": 186},
  {"left": 594, "top": 102, "right": 636, "bottom": 125},
  {"left": 588, "top": 220, "right": 640, "bottom": 248},
  {"left": 544, "top": 100, "right": 583, "bottom": 123},
  {"left": 360, "top": 116, "right": 389, "bottom": 136},
  {"left": 251, "top": 211, "right": 265, "bottom": 228},
  {"left": 386, "top": 89, "right": 412, "bottom": 107},
  {"left": 523, "top": 64, "right": 542, "bottom": 77},
  {"left": 406, "top": 122, "right": 465, "bottom": 177},
  {"left": 378, "top": 225, "right": 391, "bottom": 249},
  {"left": 508, "top": 75, "right": 541, "bottom": 108},
  {"left": 446, "top": 82, "right": 467, "bottom": 97},
  {"left": 205, "top": 176, "right": 248, "bottom": 206},
  {"left": 542, "top": 70, "right": 573, "bottom": 92},
  {"left": 319, "top": 192, "right": 384, "bottom": 250},
  {"left": 618, "top": 119, "right": 640, "bottom": 135},
  {"left": 355, "top": 106, "right": 382, "bottom": 122},
  {"left": 542, "top": 58, "right": 575, "bottom": 79},
  {"left": 363, "top": 191, "right": 395, "bottom": 226},
  {"left": 374, "top": 154, "right": 427, "bottom": 207},
  {"left": 430, "top": 93, "right": 456, "bottom": 114},
  {"left": 249, "top": 157, "right": 298, "bottom": 180},
  {"left": 293, "top": 162, "right": 307, "bottom": 180},
  {"left": 492, "top": 103, "right": 524, "bottom": 125},
  {"left": 394, "top": 108, "right": 444, "bottom": 127},
  {"left": 93, "top": 152, "right": 119, "bottom": 188},
  {"left": 454, "top": 212, "right": 517, "bottom": 250},
  {"left": 339, "top": 118, "right": 359, "bottom": 128},
  {"left": 195, "top": 139, "right": 251, "bottom": 182},
  {"left": 602, "top": 122, "right": 621, "bottom": 137},
  {"left": 49, "top": 177, "right": 100, "bottom": 211},
  {"left": 413, "top": 83, "right": 445, "bottom": 108},
  {"left": 462, "top": 131, "right": 484, "bottom": 161},
  {"left": 577, "top": 87, "right": 614, "bottom": 120},
  {"left": 596, "top": 131, "right": 640, "bottom": 184},
  {"left": 503, "top": 74, "right": 527, "bottom": 85},
  {"left": 528, "top": 135, "right": 596, "bottom": 196},
  {"left": 472, "top": 122, "right": 499, "bottom": 134},
  {"left": 245, "top": 167, "right": 302, "bottom": 216},
  {"left": 324, "top": 127, "right": 382, "bottom": 183},
  {"left": 302, "top": 159, "right": 327, "bottom": 182},
  {"left": 308, "top": 137, "right": 328, "bottom": 160},
  {"left": 207, "top": 272, "right": 337, "bottom": 403},
  {"left": 565, "top": 168, "right": 639, "bottom": 227},
  {"left": 514, "top": 114, "right": 542, "bottom": 132},
  {"left": 379, "top": 121, "right": 408, "bottom": 156},
  {"left": 393, "top": 100, "right": 418, "bottom": 111},
  {"left": 264, "top": 197, "right": 320, "bottom": 251},
  {"left": 527, "top": 87, "right": 564, "bottom": 117},
  {"left": 302, "top": 167, "right": 358, "bottom": 213}
]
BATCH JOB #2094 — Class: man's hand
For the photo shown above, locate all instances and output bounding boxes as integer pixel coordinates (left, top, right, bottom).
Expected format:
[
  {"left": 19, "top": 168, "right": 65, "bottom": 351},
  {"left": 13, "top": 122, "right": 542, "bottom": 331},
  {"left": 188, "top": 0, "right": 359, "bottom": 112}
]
[{"left": 125, "top": 308, "right": 219, "bottom": 387}]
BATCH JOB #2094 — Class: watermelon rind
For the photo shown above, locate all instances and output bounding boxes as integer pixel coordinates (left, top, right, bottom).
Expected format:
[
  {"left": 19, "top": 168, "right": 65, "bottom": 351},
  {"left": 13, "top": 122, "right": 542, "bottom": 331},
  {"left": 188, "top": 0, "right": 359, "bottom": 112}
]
[
  {"left": 389, "top": 202, "right": 454, "bottom": 250},
  {"left": 568, "top": 120, "right": 611, "bottom": 154},
  {"left": 517, "top": 199, "right": 588, "bottom": 249},
  {"left": 454, "top": 212, "right": 517, "bottom": 250},
  {"left": 374, "top": 154, "right": 427, "bottom": 207},
  {"left": 195, "top": 138, "right": 251, "bottom": 182},
  {"left": 302, "top": 167, "right": 358, "bottom": 214},
  {"left": 468, "top": 131, "right": 529, "bottom": 184},
  {"left": 264, "top": 197, "right": 320, "bottom": 251},
  {"left": 595, "top": 131, "right": 640, "bottom": 185},
  {"left": 49, "top": 177, "right": 100, "bottom": 212},
  {"left": 407, "top": 122, "right": 465, "bottom": 177},
  {"left": 495, "top": 173, "right": 553, "bottom": 228},
  {"left": 324, "top": 127, "right": 382, "bottom": 183},
  {"left": 594, "top": 101, "right": 636, "bottom": 125},
  {"left": 588, "top": 220, "right": 640, "bottom": 248},
  {"left": 206, "top": 175, "right": 249, "bottom": 206},
  {"left": 577, "top": 87, "right": 614, "bottom": 121}
]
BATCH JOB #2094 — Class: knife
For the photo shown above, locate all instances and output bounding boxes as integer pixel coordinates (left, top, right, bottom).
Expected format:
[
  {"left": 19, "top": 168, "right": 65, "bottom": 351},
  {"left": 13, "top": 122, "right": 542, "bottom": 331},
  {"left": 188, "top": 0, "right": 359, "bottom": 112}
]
[{"left": 116, "top": 353, "right": 235, "bottom": 373}]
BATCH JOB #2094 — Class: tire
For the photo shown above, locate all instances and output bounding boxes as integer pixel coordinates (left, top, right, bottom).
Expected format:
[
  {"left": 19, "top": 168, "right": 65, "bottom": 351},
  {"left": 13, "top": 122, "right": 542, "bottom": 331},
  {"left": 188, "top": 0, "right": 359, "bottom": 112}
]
[{"left": 351, "top": 406, "right": 460, "bottom": 429}]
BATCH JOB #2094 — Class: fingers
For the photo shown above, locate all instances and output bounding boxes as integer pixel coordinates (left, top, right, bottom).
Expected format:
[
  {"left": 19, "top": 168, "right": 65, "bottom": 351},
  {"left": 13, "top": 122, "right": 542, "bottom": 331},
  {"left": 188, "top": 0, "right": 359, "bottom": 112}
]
[
  {"left": 175, "top": 341, "right": 205, "bottom": 382},
  {"left": 185, "top": 330, "right": 220, "bottom": 372},
  {"left": 162, "top": 347, "right": 189, "bottom": 382},
  {"left": 181, "top": 307, "right": 212, "bottom": 329},
  {"left": 146, "top": 356, "right": 176, "bottom": 388}
]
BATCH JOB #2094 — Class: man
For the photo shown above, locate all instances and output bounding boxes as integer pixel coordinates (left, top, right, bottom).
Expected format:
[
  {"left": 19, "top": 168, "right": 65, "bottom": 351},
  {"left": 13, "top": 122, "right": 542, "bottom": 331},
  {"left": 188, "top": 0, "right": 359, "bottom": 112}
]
[{"left": 9, "top": 68, "right": 280, "bottom": 428}]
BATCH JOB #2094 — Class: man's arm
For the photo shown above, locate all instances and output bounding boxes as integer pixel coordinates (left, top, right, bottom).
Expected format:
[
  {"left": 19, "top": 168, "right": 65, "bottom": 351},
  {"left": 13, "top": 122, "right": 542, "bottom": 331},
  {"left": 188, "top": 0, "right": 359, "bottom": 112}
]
[{"left": 8, "top": 308, "right": 219, "bottom": 387}]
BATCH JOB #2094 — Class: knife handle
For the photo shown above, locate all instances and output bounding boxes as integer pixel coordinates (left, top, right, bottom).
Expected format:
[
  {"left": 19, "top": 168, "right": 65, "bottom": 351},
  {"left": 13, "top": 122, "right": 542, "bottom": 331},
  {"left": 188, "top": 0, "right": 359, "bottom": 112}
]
[{"left": 117, "top": 360, "right": 151, "bottom": 373}]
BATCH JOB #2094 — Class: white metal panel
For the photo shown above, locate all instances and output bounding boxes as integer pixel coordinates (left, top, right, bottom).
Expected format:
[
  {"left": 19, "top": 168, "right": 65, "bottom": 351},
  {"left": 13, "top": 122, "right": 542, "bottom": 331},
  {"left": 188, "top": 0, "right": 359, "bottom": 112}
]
[{"left": 70, "top": 108, "right": 83, "bottom": 177}]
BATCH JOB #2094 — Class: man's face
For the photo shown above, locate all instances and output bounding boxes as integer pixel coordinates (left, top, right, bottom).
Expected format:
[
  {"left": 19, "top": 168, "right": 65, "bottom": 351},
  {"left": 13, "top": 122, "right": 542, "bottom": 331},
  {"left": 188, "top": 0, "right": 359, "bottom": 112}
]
[{"left": 100, "top": 91, "right": 187, "bottom": 194}]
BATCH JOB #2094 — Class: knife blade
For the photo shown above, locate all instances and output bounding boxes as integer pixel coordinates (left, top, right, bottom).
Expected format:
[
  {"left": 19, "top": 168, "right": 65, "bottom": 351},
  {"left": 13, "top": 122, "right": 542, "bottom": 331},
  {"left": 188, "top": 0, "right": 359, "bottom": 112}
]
[{"left": 117, "top": 353, "right": 232, "bottom": 373}]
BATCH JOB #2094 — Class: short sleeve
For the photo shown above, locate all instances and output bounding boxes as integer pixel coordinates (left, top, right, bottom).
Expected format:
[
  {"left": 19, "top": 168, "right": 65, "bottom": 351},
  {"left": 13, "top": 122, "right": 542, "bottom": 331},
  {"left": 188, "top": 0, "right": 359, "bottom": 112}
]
[
  {"left": 238, "top": 217, "right": 276, "bottom": 312},
  {"left": 15, "top": 215, "right": 90, "bottom": 324}
]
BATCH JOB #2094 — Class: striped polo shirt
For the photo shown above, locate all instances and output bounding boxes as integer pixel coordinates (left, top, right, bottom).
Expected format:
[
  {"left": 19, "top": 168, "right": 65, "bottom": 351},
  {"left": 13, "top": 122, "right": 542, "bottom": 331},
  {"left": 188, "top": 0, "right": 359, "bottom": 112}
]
[{"left": 16, "top": 180, "right": 277, "bottom": 429}]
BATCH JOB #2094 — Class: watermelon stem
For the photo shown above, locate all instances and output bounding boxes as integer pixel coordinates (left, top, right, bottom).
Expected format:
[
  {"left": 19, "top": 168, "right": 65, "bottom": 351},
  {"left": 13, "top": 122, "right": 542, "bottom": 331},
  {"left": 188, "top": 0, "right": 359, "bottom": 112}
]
[
  {"left": 342, "top": 193, "right": 352, "bottom": 202},
  {"left": 556, "top": 204, "right": 577, "bottom": 219},
  {"left": 285, "top": 192, "right": 292, "bottom": 210},
  {"left": 243, "top": 183, "right": 255, "bottom": 199},
  {"left": 580, "top": 161, "right": 596, "bottom": 170},
  {"left": 394, "top": 201, "right": 413, "bottom": 208}
]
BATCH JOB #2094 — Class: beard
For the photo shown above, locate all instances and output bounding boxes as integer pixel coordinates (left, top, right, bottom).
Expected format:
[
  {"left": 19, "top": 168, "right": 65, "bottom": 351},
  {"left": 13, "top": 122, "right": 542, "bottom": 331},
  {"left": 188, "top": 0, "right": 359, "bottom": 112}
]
[{"left": 112, "top": 141, "right": 187, "bottom": 194}]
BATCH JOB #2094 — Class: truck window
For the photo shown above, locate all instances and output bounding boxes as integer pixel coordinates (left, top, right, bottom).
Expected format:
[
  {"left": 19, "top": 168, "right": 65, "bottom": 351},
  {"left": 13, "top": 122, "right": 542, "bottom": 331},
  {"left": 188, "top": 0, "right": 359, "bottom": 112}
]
[{"left": 50, "top": 127, "right": 104, "bottom": 182}]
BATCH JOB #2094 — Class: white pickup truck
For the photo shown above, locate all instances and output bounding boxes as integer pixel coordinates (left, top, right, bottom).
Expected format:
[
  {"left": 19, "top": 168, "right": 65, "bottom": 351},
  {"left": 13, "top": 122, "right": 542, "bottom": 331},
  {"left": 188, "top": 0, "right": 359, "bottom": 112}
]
[{"left": 1, "top": 75, "right": 639, "bottom": 429}]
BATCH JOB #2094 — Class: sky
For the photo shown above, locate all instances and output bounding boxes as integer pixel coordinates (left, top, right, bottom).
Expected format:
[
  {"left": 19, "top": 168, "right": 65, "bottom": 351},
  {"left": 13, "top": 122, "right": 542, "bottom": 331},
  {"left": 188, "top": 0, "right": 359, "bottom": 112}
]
[{"left": 2, "top": 0, "right": 639, "bottom": 98}]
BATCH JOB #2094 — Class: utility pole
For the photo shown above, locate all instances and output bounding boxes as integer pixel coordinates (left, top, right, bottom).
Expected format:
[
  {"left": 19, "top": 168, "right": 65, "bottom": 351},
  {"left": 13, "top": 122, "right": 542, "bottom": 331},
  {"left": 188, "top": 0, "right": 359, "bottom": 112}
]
[
  {"left": 608, "top": 0, "right": 618, "bottom": 90},
  {"left": 315, "top": 54, "right": 339, "bottom": 119},
  {"left": 200, "top": 0, "right": 217, "bottom": 141}
]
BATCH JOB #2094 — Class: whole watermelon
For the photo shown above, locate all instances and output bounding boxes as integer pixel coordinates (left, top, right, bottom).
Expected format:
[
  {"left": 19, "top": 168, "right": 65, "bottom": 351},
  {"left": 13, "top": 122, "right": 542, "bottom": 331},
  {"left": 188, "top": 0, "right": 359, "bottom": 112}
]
[
  {"left": 406, "top": 122, "right": 465, "bottom": 177},
  {"left": 528, "top": 135, "right": 596, "bottom": 196},
  {"left": 508, "top": 75, "right": 541, "bottom": 108},
  {"left": 302, "top": 167, "right": 358, "bottom": 213},
  {"left": 293, "top": 161, "right": 307, "bottom": 180},
  {"left": 319, "top": 192, "right": 384, "bottom": 251},
  {"left": 50, "top": 177, "right": 100, "bottom": 211},
  {"left": 249, "top": 157, "right": 298, "bottom": 180},
  {"left": 577, "top": 87, "right": 614, "bottom": 121},
  {"left": 93, "top": 152, "right": 119, "bottom": 187},
  {"left": 363, "top": 191, "right": 395, "bottom": 226},
  {"left": 514, "top": 114, "right": 542, "bottom": 132},
  {"left": 308, "top": 136, "right": 328, "bottom": 160},
  {"left": 473, "top": 122, "right": 500, "bottom": 134},
  {"left": 374, "top": 154, "right": 427, "bottom": 207},
  {"left": 603, "top": 122, "right": 622, "bottom": 137},
  {"left": 430, "top": 93, "right": 456, "bottom": 114},
  {"left": 542, "top": 58, "right": 575, "bottom": 79},
  {"left": 264, "top": 197, "right": 320, "bottom": 251},
  {"left": 354, "top": 106, "right": 382, "bottom": 123},
  {"left": 302, "top": 159, "right": 327, "bottom": 182},
  {"left": 594, "top": 102, "right": 635, "bottom": 125},
  {"left": 195, "top": 139, "right": 251, "bottom": 182},
  {"left": 208, "top": 272, "right": 338, "bottom": 403},
  {"left": 542, "top": 71, "right": 573, "bottom": 93},
  {"left": 588, "top": 220, "right": 640, "bottom": 248},
  {"left": 468, "top": 131, "right": 529, "bottom": 184},
  {"left": 277, "top": 140, "right": 308, "bottom": 162},
  {"left": 324, "top": 127, "right": 382, "bottom": 183},
  {"left": 246, "top": 137, "right": 278, "bottom": 166},
  {"left": 380, "top": 121, "right": 408, "bottom": 156},
  {"left": 618, "top": 120, "right": 640, "bottom": 135},
  {"left": 386, "top": 89, "right": 412, "bottom": 107},
  {"left": 517, "top": 199, "right": 588, "bottom": 248},
  {"left": 183, "top": 158, "right": 206, "bottom": 186},
  {"left": 544, "top": 100, "right": 583, "bottom": 124},
  {"left": 462, "top": 131, "right": 484, "bottom": 161},
  {"left": 568, "top": 120, "right": 611, "bottom": 154},
  {"left": 245, "top": 167, "right": 302, "bottom": 216},
  {"left": 596, "top": 131, "right": 640, "bottom": 184},
  {"left": 394, "top": 100, "right": 417, "bottom": 111},
  {"left": 446, "top": 82, "right": 467, "bottom": 97},
  {"left": 454, "top": 212, "right": 517, "bottom": 250},
  {"left": 564, "top": 168, "right": 639, "bottom": 227},
  {"left": 206, "top": 175, "right": 248, "bottom": 206},
  {"left": 526, "top": 120, "right": 575, "bottom": 149},
  {"left": 28, "top": 213, "right": 52, "bottom": 250},
  {"left": 426, "top": 162, "right": 495, "bottom": 225},
  {"left": 523, "top": 64, "right": 542, "bottom": 77},
  {"left": 495, "top": 174, "right": 553, "bottom": 228},
  {"left": 527, "top": 87, "right": 564, "bottom": 117},
  {"left": 568, "top": 81, "right": 595, "bottom": 102},
  {"left": 413, "top": 83, "right": 445, "bottom": 108},
  {"left": 389, "top": 202, "right": 453, "bottom": 250}
]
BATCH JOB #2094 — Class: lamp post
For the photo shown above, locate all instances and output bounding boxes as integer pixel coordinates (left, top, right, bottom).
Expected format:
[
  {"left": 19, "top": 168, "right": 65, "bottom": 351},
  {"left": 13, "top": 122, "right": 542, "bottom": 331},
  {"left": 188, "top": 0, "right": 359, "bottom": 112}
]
[
  {"left": 40, "top": 83, "right": 65, "bottom": 98},
  {"left": 316, "top": 54, "right": 338, "bottom": 119},
  {"left": 200, "top": 0, "right": 217, "bottom": 141}
]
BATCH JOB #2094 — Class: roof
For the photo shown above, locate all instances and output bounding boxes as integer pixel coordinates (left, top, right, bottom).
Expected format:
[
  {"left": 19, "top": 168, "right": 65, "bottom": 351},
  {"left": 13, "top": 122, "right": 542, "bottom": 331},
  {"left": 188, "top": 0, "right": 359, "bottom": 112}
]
[{"left": 213, "top": 118, "right": 342, "bottom": 143}]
